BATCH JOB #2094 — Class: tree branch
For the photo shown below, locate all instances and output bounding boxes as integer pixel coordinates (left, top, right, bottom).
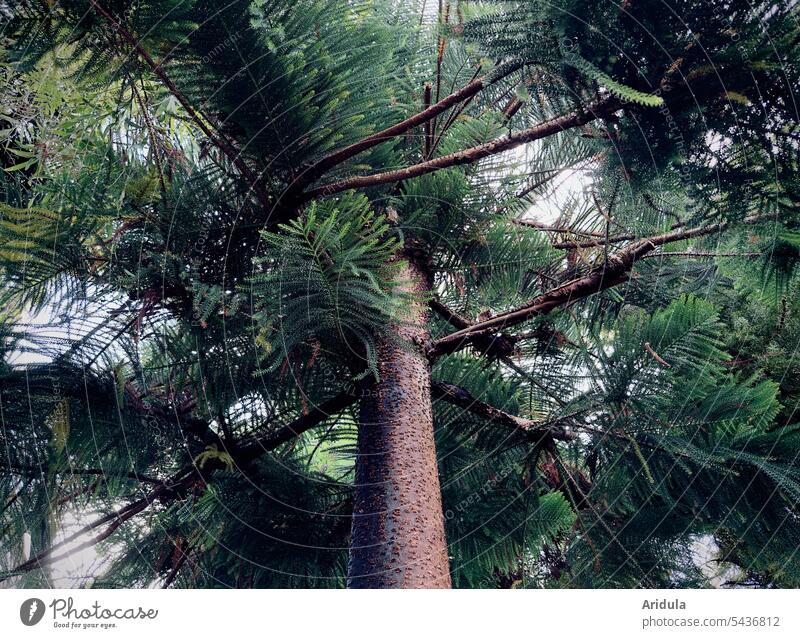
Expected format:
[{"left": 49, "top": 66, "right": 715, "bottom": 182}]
[
  {"left": 514, "top": 153, "right": 603, "bottom": 200},
  {"left": 1, "top": 484, "right": 170, "bottom": 579},
  {"left": 288, "top": 61, "right": 524, "bottom": 193},
  {"left": 0, "top": 388, "right": 359, "bottom": 581},
  {"left": 1, "top": 465, "right": 163, "bottom": 485},
  {"left": 162, "top": 541, "right": 192, "bottom": 589},
  {"left": 513, "top": 219, "right": 606, "bottom": 238},
  {"left": 235, "top": 389, "right": 359, "bottom": 463},
  {"left": 432, "top": 381, "right": 575, "bottom": 442},
  {"left": 550, "top": 219, "right": 692, "bottom": 250},
  {"left": 302, "top": 95, "right": 624, "bottom": 200},
  {"left": 87, "top": 0, "right": 270, "bottom": 208},
  {"left": 643, "top": 342, "right": 671, "bottom": 368},
  {"left": 423, "top": 82, "right": 433, "bottom": 157},
  {"left": 429, "top": 218, "right": 742, "bottom": 357},
  {"left": 429, "top": 298, "right": 471, "bottom": 330},
  {"left": 642, "top": 251, "right": 762, "bottom": 259},
  {"left": 429, "top": 299, "right": 517, "bottom": 358}
]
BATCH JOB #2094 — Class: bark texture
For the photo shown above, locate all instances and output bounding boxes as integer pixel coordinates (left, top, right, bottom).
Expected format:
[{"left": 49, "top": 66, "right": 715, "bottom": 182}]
[{"left": 347, "top": 257, "right": 451, "bottom": 588}]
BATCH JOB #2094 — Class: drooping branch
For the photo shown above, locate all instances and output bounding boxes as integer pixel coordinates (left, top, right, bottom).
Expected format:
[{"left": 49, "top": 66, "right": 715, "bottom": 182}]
[
  {"left": 431, "top": 381, "right": 575, "bottom": 442},
  {"left": 1, "top": 483, "right": 173, "bottom": 579},
  {"left": 429, "top": 218, "right": 744, "bottom": 358},
  {"left": 1, "top": 464, "right": 162, "bottom": 485},
  {"left": 303, "top": 95, "right": 624, "bottom": 200},
  {"left": 0, "top": 387, "right": 359, "bottom": 581},
  {"left": 87, "top": 0, "right": 270, "bottom": 208},
  {"left": 288, "top": 61, "right": 524, "bottom": 192}
]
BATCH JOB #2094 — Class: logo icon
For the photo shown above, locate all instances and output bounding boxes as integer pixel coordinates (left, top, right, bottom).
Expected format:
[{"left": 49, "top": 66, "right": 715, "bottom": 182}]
[{"left": 20, "top": 598, "right": 46, "bottom": 626}]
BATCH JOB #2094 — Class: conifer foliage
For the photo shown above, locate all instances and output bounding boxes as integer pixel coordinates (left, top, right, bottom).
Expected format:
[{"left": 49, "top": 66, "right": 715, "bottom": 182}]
[{"left": 0, "top": 0, "right": 799, "bottom": 588}]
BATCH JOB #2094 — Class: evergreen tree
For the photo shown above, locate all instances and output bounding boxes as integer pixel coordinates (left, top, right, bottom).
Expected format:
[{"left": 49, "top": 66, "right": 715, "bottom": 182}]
[{"left": 0, "top": 0, "right": 798, "bottom": 588}]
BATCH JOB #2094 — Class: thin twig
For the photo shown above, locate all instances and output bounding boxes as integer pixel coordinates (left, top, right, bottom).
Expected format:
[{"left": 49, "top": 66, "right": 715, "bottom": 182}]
[{"left": 643, "top": 342, "right": 671, "bottom": 368}]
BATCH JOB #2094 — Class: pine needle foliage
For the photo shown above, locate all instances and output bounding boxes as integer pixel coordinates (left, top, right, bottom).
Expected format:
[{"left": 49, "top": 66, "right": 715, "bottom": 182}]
[
  {"left": 1, "top": 0, "right": 799, "bottom": 589},
  {"left": 250, "top": 194, "right": 405, "bottom": 374}
]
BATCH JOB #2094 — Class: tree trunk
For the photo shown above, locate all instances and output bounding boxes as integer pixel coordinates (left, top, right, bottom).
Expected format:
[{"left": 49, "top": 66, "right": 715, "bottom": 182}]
[{"left": 347, "top": 256, "right": 451, "bottom": 588}]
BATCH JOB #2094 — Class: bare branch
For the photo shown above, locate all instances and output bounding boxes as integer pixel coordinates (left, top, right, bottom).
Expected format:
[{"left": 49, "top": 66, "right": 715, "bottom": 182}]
[
  {"left": 290, "top": 61, "right": 525, "bottom": 193},
  {"left": 162, "top": 541, "right": 192, "bottom": 589},
  {"left": 429, "top": 298, "right": 471, "bottom": 330},
  {"left": 429, "top": 218, "right": 743, "bottom": 358},
  {"left": 429, "top": 299, "right": 517, "bottom": 358},
  {"left": 303, "top": 95, "right": 624, "bottom": 200},
  {"left": 429, "top": 65, "right": 484, "bottom": 156},
  {"left": 433, "top": 1, "right": 451, "bottom": 137},
  {"left": 643, "top": 342, "right": 671, "bottom": 368},
  {"left": 552, "top": 231, "right": 638, "bottom": 250},
  {"left": 512, "top": 219, "right": 606, "bottom": 238},
  {"left": 432, "top": 381, "right": 575, "bottom": 442},
  {"left": 551, "top": 220, "right": 688, "bottom": 249},
  {"left": 423, "top": 82, "right": 433, "bottom": 157}
]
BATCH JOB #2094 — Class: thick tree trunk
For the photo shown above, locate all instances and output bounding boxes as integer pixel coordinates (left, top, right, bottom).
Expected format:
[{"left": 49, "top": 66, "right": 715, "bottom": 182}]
[{"left": 347, "top": 256, "right": 451, "bottom": 588}]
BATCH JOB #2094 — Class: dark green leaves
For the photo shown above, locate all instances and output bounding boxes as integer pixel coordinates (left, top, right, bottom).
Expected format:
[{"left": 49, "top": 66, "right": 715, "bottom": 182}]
[{"left": 250, "top": 194, "right": 404, "bottom": 373}]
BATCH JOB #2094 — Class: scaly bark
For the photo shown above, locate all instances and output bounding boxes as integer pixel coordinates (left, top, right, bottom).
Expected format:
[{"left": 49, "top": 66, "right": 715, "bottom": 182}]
[{"left": 347, "top": 256, "right": 451, "bottom": 588}]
